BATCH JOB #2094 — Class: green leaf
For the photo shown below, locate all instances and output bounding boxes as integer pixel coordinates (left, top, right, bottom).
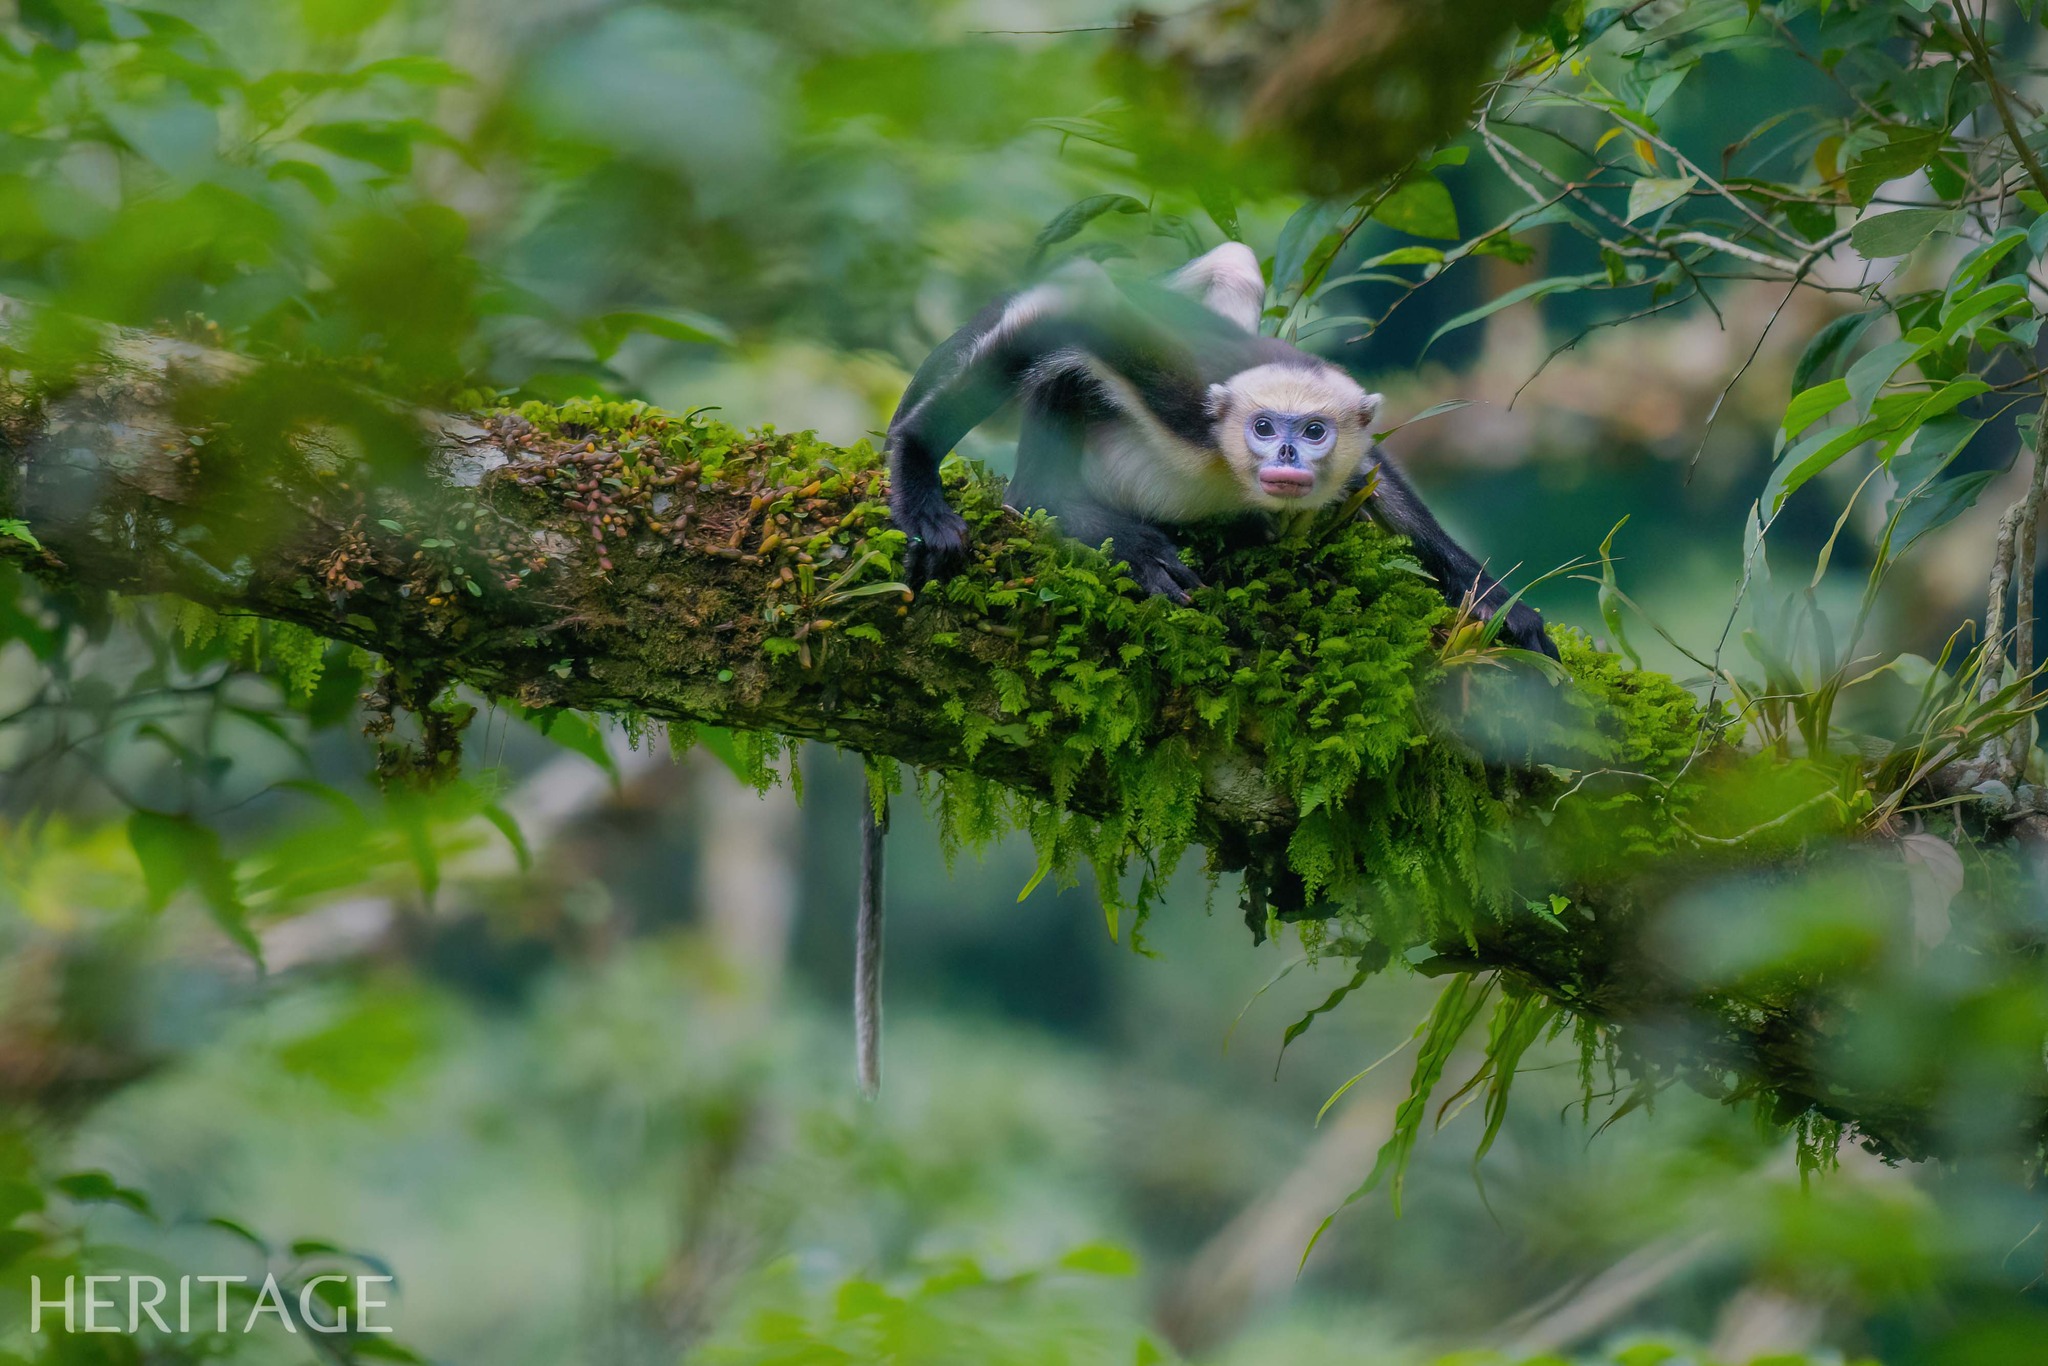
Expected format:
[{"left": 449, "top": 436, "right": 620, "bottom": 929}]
[
  {"left": 55, "top": 1171, "right": 154, "bottom": 1217},
  {"left": 2029, "top": 214, "right": 2048, "bottom": 262},
  {"left": 1198, "top": 181, "right": 1241, "bottom": 239},
  {"left": 1023, "top": 116, "right": 1129, "bottom": 150},
  {"left": 1272, "top": 200, "right": 1345, "bottom": 298},
  {"left": 1276, "top": 967, "right": 1370, "bottom": 1073},
  {"left": 515, "top": 707, "right": 619, "bottom": 784},
  {"left": 0, "top": 519, "right": 41, "bottom": 551},
  {"left": 1889, "top": 415, "right": 1983, "bottom": 493},
  {"left": 1783, "top": 379, "right": 1849, "bottom": 438},
  {"left": 1373, "top": 175, "right": 1460, "bottom": 240},
  {"left": 127, "top": 811, "right": 255, "bottom": 956},
  {"left": 1850, "top": 208, "right": 1954, "bottom": 259},
  {"left": 1301, "top": 976, "right": 1495, "bottom": 1267},
  {"left": 206, "top": 1216, "right": 270, "bottom": 1252},
  {"left": 1374, "top": 400, "right": 1473, "bottom": 439},
  {"left": 1029, "top": 194, "right": 1146, "bottom": 262},
  {"left": 1057, "top": 1242, "right": 1139, "bottom": 1277},
  {"left": 480, "top": 803, "right": 531, "bottom": 873},
  {"left": 1764, "top": 421, "right": 1879, "bottom": 514},
  {"left": 1894, "top": 470, "right": 1997, "bottom": 552},
  {"left": 1947, "top": 227, "right": 2029, "bottom": 298},
  {"left": 1422, "top": 273, "right": 1607, "bottom": 355},
  {"left": 584, "top": 308, "right": 734, "bottom": 360},
  {"left": 1845, "top": 127, "right": 1944, "bottom": 207},
  {"left": 300, "top": 120, "right": 437, "bottom": 174},
  {"left": 1624, "top": 174, "right": 1696, "bottom": 222},
  {"left": 1792, "top": 311, "right": 1877, "bottom": 393},
  {"left": 1845, "top": 338, "right": 1924, "bottom": 416},
  {"left": 1641, "top": 62, "right": 1694, "bottom": 115}
]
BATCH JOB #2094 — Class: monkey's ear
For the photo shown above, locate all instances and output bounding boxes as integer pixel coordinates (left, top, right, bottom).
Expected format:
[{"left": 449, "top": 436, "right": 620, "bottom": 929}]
[
  {"left": 1359, "top": 392, "right": 1385, "bottom": 428},
  {"left": 1206, "top": 383, "right": 1232, "bottom": 420}
]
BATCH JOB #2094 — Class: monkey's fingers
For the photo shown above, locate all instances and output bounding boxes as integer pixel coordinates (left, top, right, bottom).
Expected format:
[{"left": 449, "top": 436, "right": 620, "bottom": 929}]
[
  {"left": 900, "top": 511, "right": 973, "bottom": 590},
  {"left": 1128, "top": 550, "right": 1204, "bottom": 604}
]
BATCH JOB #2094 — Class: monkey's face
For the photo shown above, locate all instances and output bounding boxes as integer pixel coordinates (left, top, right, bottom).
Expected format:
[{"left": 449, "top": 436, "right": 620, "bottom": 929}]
[{"left": 1208, "top": 364, "right": 1382, "bottom": 511}]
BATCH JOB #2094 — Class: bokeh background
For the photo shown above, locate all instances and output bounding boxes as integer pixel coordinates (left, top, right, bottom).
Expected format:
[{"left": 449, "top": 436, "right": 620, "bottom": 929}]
[{"left": 0, "top": 1, "right": 2044, "bottom": 1363}]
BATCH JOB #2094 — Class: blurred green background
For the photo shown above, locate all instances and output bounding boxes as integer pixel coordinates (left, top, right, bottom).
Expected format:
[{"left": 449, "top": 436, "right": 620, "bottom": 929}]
[{"left": 0, "top": 0, "right": 2044, "bottom": 1363}]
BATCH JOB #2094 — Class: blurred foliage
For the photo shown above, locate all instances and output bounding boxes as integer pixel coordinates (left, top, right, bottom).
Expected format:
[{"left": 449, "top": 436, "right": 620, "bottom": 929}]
[{"left": 2, "top": 0, "right": 2048, "bottom": 1364}]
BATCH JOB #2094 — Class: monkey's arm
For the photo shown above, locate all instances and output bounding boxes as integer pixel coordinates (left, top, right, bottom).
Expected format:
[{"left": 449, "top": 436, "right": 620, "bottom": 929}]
[
  {"left": 1355, "top": 455, "right": 1558, "bottom": 659},
  {"left": 885, "top": 269, "right": 1195, "bottom": 587},
  {"left": 884, "top": 295, "right": 1021, "bottom": 586}
]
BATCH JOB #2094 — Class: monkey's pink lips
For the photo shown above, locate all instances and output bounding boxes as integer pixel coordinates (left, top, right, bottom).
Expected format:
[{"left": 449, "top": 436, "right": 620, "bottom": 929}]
[{"left": 1258, "top": 467, "right": 1316, "bottom": 498}]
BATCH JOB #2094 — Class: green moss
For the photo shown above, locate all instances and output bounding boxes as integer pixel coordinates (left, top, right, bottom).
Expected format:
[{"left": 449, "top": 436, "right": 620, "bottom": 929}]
[{"left": 494, "top": 399, "right": 1735, "bottom": 967}]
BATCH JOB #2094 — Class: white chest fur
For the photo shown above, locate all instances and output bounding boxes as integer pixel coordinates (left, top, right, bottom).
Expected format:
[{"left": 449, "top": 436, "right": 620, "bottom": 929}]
[{"left": 1081, "top": 420, "right": 1245, "bottom": 524}]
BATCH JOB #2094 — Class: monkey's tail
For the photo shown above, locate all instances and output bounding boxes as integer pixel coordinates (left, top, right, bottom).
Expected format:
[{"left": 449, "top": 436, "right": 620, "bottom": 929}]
[{"left": 855, "top": 793, "right": 889, "bottom": 1099}]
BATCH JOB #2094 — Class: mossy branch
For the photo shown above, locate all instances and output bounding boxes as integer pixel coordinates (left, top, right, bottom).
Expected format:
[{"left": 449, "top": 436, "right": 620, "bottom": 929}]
[{"left": 0, "top": 324, "right": 2028, "bottom": 1165}]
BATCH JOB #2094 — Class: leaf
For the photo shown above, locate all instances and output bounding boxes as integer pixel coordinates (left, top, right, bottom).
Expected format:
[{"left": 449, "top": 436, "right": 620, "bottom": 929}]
[
  {"left": 1301, "top": 976, "right": 1494, "bottom": 1267},
  {"left": 1374, "top": 399, "right": 1474, "bottom": 439},
  {"left": 300, "top": 119, "right": 449, "bottom": 175},
  {"left": 1845, "top": 338, "right": 1924, "bottom": 416},
  {"left": 127, "top": 811, "right": 256, "bottom": 957},
  {"left": 514, "top": 707, "right": 619, "bottom": 784},
  {"left": 1271, "top": 200, "right": 1345, "bottom": 298},
  {"left": 1792, "top": 311, "right": 1878, "bottom": 393},
  {"left": 1763, "top": 421, "right": 1879, "bottom": 514},
  {"left": 1851, "top": 208, "right": 1954, "bottom": 259},
  {"left": 583, "top": 308, "right": 734, "bottom": 360},
  {"left": 1057, "top": 1242, "right": 1139, "bottom": 1277},
  {"left": 1946, "top": 227, "right": 2029, "bottom": 299},
  {"left": 480, "top": 803, "right": 531, "bottom": 873},
  {"left": 1893, "top": 470, "right": 1996, "bottom": 553},
  {"left": 206, "top": 1216, "right": 270, "bottom": 1252},
  {"left": 1641, "top": 62, "right": 1694, "bottom": 115},
  {"left": 2029, "top": 213, "right": 2048, "bottom": 263},
  {"left": 1888, "top": 415, "right": 1983, "bottom": 494},
  {"left": 1845, "top": 126, "right": 1945, "bottom": 207},
  {"left": 1373, "top": 175, "right": 1460, "bottom": 240},
  {"left": 0, "top": 519, "right": 41, "bottom": 551},
  {"left": 1275, "top": 966, "right": 1370, "bottom": 1075},
  {"left": 55, "top": 1171, "right": 153, "bottom": 1217},
  {"left": 1783, "top": 379, "right": 1849, "bottom": 438},
  {"left": 1624, "top": 174, "right": 1696, "bottom": 222},
  {"left": 1422, "top": 273, "right": 1607, "bottom": 355},
  {"left": 1029, "top": 194, "right": 1146, "bottom": 263},
  {"left": 1198, "top": 181, "right": 1241, "bottom": 239},
  {"left": 1024, "top": 116, "right": 1129, "bottom": 150}
]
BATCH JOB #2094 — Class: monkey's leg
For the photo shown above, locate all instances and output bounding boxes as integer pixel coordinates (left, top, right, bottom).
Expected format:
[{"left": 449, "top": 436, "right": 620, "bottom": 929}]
[{"left": 1010, "top": 386, "right": 1203, "bottom": 603}]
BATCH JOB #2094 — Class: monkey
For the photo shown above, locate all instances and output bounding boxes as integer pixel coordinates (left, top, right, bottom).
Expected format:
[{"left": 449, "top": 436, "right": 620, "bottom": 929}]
[
  {"left": 886, "top": 241, "right": 1554, "bottom": 650},
  {"left": 851, "top": 242, "right": 1554, "bottom": 1093}
]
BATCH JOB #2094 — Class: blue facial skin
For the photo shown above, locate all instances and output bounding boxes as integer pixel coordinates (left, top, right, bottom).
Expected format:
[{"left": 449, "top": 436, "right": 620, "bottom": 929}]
[{"left": 1244, "top": 411, "right": 1335, "bottom": 468}]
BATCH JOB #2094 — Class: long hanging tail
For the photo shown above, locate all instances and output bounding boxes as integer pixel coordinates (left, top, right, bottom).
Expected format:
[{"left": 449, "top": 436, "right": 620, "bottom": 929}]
[{"left": 855, "top": 793, "right": 889, "bottom": 1099}]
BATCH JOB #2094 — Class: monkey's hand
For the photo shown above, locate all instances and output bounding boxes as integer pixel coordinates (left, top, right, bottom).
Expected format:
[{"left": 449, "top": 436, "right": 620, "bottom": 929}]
[
  {"left": 1110, "top": 527, "right": 1204, "bottom": 605},
  {"left": 894, "top": 495, "right": 973, "bottom": 590},
  {"left": 1491, "top": 597, "right": 1558, "bottom": 660}
]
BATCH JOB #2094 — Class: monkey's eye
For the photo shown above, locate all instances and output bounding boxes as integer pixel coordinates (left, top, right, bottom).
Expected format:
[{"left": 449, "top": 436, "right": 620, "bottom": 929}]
[
  {"left": 1303, "top": 421, "right": 1328, "bottom": 443},
  {"left": 1252, "top": 416, "right": 1277, "bottom": 440}
]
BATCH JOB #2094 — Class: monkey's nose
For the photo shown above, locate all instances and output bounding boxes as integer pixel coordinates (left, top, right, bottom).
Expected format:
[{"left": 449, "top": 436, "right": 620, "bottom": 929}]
[{"left": 1278, "top": 444, "right": 1299, "bottom": 464}]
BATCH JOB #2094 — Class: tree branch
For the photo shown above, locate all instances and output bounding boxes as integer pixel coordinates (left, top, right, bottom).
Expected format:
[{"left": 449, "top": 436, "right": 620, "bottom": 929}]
[{"left": 0, "top": 319, "right": 2032, "bottom": 1165}]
